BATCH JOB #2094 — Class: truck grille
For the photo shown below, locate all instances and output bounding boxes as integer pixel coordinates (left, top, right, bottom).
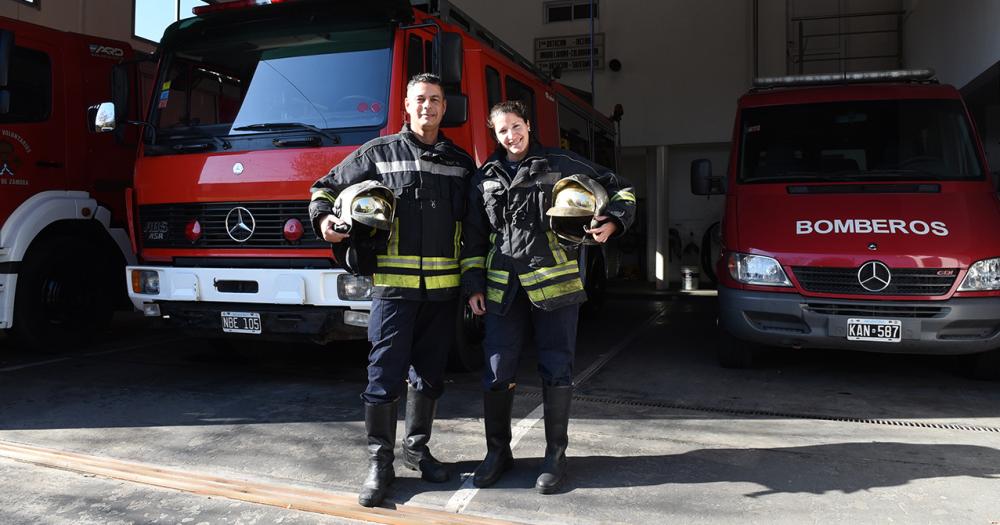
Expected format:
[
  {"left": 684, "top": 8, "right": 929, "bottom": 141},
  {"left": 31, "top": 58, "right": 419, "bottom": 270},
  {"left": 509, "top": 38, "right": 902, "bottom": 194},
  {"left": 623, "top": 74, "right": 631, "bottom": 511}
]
[
  {"left": 791, "top": 266, "right": 957, "bottom": 296},
  {"left": 139, "top": 201, "right": 325, "bottom": 249},
  {"left": 803, "top": 303, "right": 948, "bottom": 318}
]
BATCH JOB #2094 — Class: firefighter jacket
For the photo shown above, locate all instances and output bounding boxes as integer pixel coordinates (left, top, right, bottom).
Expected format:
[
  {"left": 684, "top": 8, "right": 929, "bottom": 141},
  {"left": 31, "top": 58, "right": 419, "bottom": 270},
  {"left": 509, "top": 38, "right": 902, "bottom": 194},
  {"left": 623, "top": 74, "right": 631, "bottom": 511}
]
[
  {"left": 460, "top": 144, "right": 636, "bottom": 314},
  {"left": 309, "top": 125, "right": 475, "bottom": 301}
]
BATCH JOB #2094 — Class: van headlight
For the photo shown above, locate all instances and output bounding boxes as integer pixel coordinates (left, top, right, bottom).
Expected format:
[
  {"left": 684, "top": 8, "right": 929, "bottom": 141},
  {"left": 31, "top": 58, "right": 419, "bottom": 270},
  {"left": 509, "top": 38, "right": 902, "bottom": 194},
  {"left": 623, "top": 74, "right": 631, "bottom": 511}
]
[
  {"left": 958, "top": 257, "right": 1000, "bottom": 291},
  {"left": 728, "top": 252, "right": 792, "bottom": 286},
  {"left": 337, "top": 274, "right": 373, "bottom": 300}
]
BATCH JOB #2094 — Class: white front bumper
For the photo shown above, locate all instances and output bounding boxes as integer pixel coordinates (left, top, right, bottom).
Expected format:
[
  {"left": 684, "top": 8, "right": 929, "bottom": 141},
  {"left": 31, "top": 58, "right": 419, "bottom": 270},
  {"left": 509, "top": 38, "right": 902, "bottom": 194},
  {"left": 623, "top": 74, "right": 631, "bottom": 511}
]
[{"left": 126, "top": 265, "right": 372, "bottom": 311}]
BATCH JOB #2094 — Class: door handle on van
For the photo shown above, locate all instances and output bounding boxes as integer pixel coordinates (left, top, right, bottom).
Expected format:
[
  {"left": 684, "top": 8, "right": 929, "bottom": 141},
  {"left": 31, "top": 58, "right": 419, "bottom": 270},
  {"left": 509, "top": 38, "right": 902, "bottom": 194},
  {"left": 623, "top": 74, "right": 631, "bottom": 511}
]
[{"left": 35, "top": 160, "right": 63, "bottom": 168}]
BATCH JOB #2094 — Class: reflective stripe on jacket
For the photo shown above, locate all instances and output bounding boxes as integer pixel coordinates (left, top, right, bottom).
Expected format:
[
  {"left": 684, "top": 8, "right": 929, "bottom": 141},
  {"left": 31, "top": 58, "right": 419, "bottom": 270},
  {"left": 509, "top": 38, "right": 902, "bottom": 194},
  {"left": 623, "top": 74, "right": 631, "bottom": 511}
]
[
  {"left": 309, "top": 125, "right": 475, "bottom": 301},
  {"left": 460, "top": 144, "right": 636, "bottom": 313}
]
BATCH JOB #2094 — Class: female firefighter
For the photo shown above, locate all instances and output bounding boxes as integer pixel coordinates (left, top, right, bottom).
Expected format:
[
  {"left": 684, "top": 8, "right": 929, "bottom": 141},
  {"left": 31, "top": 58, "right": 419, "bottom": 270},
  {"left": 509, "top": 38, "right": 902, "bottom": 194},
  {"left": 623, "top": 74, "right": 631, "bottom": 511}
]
[{"left": 459, "top": 100, "right": 636, "bottom": 493}]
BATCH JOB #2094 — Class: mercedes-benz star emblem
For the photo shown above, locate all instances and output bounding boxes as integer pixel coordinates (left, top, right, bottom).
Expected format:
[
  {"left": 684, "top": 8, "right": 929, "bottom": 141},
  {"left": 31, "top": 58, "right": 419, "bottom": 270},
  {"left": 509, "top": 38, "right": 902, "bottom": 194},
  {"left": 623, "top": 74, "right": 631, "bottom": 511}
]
[
  {"left": 225, "top": 207, "right": 255, "bottom": 243},
  {"left": 857, "top": 260, "right": 891, "bottom": 292},
  {"left": 233, "top": 162, "right": 244, "bottom": 175}
]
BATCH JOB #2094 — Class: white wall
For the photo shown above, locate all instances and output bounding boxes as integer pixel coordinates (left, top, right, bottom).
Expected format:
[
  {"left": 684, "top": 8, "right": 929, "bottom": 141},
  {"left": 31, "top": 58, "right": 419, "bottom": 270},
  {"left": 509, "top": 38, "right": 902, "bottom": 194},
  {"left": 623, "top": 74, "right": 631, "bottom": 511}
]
[
  {"left": 903, "top": 0, "right": 1000, "bottom": 88},
  {"left": 453, "top": 0, "right": 755, "bottom": 148},
  {"left": 0, "top": 0, "right": 156, "bottom": 53}
]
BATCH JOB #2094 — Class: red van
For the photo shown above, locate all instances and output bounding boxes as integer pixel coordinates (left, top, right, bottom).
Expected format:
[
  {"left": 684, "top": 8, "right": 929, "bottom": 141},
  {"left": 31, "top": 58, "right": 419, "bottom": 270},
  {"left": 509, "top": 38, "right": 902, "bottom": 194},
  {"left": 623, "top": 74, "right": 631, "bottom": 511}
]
[
  {"left": 692, "top": 70, "right": 1000, "bottom": 378},
  {"left": 0, "top": 18, "right": 144, "bottom": 348}
]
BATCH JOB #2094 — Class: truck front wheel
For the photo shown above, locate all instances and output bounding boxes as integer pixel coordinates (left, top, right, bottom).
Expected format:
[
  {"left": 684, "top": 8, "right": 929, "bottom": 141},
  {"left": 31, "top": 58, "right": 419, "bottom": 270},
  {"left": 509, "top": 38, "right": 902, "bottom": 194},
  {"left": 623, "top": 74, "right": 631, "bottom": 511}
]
[{"left": 10, "top": 235, "right": 116, "bottom": 350}]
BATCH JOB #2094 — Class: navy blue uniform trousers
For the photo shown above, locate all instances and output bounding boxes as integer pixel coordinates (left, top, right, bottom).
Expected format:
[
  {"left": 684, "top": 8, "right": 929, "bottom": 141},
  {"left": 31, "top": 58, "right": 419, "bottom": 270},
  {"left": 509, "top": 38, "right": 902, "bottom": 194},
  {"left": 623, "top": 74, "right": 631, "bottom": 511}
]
[
  {"left": 364, "top": 296, "right": 456, "bottom": 404},
  {"left": 482, "top": 286, "right": 580, "bottom": 390}
]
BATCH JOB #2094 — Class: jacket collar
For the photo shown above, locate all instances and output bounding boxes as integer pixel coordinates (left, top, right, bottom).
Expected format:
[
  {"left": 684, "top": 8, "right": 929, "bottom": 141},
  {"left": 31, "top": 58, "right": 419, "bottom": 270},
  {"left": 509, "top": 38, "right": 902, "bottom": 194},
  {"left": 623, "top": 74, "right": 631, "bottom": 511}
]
[
  {"left": 400, "top": 123, "right": 452, "bottom": 152},
  {"left": 484, "top": 143, "right": 549, "bottom": 187}
]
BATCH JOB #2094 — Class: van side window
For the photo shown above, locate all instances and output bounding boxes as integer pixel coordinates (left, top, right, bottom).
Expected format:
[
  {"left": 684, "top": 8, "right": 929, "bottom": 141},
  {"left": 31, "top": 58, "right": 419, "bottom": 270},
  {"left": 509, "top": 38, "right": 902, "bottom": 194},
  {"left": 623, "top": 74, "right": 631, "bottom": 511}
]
[
  {"left": 505, "top": 75, "right": 536, "bottom": 126},
  {"left": 485, "top": 66, "right": 501, "bottom": 111},
  {"left": 0, "top": 46, "right": 51, "bottom": 123}
]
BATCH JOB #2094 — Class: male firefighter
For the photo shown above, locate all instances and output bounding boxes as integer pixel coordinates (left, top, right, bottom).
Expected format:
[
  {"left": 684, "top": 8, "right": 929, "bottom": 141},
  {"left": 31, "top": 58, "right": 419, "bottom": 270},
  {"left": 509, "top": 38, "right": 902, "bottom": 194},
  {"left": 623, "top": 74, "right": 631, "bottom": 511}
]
[{"left": 308, "top": 73, "right": 475, "bottom": 508}]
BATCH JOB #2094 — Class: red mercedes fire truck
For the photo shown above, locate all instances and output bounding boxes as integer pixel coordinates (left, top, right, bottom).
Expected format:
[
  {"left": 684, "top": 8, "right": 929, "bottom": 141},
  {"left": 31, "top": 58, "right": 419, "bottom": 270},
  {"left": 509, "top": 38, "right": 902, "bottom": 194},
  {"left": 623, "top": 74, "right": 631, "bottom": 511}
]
[
  {"left": 692, "top": 70, "right": 1000, "bottom": 378},
  {"left": 0, "top": 18, "right": 145, "bottom": 348},
  {"left": 109, "top": 0, "right": 618, "bottom": 368}
]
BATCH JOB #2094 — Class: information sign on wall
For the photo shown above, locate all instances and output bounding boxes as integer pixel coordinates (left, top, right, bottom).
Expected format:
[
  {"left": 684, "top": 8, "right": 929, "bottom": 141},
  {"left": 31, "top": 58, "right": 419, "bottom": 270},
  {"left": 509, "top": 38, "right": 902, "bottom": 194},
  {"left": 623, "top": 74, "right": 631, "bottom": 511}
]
[{"left": 534, "top": 33, "right": 605, "bottom": 73}]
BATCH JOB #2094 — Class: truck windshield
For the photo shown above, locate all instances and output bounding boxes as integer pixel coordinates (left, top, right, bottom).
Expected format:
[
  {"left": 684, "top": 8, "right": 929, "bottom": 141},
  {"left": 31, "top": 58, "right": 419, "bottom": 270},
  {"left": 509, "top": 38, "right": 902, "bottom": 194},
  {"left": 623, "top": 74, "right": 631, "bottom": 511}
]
[
  {"left": 149, "top": 25, "right": 392, "bottom": 148},
  {"left": 739, "top": 99, "right": 984, "bottom": 183}
]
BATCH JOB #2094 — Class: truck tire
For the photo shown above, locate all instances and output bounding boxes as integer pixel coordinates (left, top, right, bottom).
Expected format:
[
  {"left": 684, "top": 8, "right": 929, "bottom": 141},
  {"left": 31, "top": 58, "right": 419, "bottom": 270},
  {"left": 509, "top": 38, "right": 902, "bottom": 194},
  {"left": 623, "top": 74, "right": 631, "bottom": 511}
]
[
  {"left": 448, "top": 301, "right": 484, "bottom": 372},
  {"left": 717, "top": 328, "right": 755, "bottom": 369},
  {"left": 10, "top": 235, "right": 116, "bottom": 350}
]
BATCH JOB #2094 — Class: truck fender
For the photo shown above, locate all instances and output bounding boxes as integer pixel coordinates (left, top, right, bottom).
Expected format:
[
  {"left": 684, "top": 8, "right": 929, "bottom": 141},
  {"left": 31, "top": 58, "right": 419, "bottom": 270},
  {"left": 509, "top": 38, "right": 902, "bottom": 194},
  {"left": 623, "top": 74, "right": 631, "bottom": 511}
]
[{"left": 0, "top": 190, "right": 134, "bottom": 265}]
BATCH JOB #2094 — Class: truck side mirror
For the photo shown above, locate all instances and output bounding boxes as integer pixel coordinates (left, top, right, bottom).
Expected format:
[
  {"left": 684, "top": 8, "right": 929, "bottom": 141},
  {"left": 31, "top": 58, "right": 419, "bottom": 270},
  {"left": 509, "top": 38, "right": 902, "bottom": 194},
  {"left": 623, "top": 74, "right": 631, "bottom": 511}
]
[
  {"left": 89, "top": 102, "right": 116, "bottom": 133},
  {"left": 0, "top": 29, "right": 12, "bottom": 87},
  {"left": 691, "top": 158, "right": 716, "bottom": 195},
  {"left": 442, "top": 94, "right": 467, "bottom": 127},
  {"left": 438, "top": 32, "right": 463, "bottom": 85}
]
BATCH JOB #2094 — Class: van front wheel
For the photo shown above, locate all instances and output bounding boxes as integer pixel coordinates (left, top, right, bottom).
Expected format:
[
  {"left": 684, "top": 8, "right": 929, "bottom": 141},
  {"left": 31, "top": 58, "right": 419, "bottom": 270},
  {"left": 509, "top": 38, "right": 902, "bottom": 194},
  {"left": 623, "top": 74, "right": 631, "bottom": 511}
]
[{"left": 717, "top": 328, "right": 755, "bottom": 369}]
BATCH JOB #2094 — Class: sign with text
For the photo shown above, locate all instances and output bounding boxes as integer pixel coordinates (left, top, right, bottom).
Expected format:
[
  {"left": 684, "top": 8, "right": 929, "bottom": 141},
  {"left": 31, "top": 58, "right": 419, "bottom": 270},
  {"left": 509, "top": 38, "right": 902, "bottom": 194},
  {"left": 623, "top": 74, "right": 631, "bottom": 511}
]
[{"left": 534, "top": 33, "right": 604, "bottom": 73}]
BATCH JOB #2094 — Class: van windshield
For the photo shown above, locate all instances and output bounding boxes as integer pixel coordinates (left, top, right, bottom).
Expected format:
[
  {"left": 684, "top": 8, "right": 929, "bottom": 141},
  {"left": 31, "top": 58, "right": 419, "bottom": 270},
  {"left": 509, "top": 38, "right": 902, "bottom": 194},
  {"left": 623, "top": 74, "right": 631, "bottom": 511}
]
[
  {"left": 148, "top": 25, "right": 392, "bottom": 148},
  {"left": 738, "top": 99, "right": 984, "bottom": 183}
]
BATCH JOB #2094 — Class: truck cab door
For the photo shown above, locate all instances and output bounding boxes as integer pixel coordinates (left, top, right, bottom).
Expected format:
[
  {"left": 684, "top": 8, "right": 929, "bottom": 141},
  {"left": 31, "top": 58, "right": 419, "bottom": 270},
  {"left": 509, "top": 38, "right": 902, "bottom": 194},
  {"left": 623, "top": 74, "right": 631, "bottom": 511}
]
[{"left": 0, "top": 32, "right": 66, "bottom": 229}]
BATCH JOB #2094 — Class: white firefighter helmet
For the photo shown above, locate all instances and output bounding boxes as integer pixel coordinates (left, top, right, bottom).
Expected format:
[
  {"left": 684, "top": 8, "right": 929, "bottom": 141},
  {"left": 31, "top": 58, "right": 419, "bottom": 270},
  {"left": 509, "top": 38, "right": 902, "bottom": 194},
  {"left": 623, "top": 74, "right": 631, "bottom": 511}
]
[
  {"left": 333, "top": 180, "right": 396, "bottom": 232},
  {"left": 545, "top": 174, "right": 608, "bottom": 245}
]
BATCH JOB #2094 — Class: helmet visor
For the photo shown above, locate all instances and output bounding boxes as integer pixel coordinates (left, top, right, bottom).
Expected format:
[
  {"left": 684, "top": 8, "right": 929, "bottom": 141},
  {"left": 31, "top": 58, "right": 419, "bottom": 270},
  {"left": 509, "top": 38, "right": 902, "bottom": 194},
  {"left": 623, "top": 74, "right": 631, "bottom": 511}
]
[{"left": 351, "top": 195, "right": 393, "bottom": 230}]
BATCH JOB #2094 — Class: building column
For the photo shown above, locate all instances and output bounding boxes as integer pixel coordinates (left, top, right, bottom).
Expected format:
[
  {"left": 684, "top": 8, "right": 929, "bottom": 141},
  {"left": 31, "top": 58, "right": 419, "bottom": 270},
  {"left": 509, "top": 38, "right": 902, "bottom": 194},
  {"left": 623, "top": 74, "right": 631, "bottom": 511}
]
[{"left": 647, "top": 145, "right": 670, "bottom": 290}]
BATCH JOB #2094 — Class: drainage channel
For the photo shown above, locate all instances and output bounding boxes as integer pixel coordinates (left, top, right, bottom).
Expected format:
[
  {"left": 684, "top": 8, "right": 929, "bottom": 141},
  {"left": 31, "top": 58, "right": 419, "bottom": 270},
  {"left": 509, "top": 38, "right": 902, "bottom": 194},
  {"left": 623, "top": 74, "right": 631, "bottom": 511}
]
[{"left": 516, "top": 390, "right": 1000, "bottom": 433}]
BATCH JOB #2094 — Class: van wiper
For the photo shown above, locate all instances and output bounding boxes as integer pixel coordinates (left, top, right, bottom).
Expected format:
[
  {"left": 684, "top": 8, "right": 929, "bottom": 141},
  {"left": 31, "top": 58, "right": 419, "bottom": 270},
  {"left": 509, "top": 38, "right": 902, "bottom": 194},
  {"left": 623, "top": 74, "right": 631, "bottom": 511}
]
[
  {"left": 162, "top": 126, "right": 231, "bottom": 151},
  {"left": 232, "top": 122, "right": 340, "bottom": 144}
]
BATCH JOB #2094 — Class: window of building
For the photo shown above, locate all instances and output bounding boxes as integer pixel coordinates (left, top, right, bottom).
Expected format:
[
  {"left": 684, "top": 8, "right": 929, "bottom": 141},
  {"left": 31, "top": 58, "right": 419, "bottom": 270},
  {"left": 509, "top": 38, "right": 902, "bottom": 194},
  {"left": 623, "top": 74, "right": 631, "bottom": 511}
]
[
  {"left": 9, "top": 0, "right": 39, "bottom": 8},
  {"left": 544, "top": 1, "right": 598, "bottom": 23},
  {"left": 133, "top": 0, "right": 208, "bottom": 43},
  {"left": 0, "top": 46, "right": 51, "bottom": 123}
]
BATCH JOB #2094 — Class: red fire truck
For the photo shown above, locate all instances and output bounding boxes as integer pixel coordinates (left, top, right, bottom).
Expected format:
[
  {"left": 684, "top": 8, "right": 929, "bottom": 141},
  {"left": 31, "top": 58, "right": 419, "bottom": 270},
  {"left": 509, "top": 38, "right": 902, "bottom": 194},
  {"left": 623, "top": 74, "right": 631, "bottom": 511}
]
[
  {"left": 107, "top": 0, "right": 618, "bottom": 368},
  {"left": 692, "top": 70, "right": 1000, "bottom": 378},
  {"left": 0, "top": 18, "right": 145, "bottom": 348}
]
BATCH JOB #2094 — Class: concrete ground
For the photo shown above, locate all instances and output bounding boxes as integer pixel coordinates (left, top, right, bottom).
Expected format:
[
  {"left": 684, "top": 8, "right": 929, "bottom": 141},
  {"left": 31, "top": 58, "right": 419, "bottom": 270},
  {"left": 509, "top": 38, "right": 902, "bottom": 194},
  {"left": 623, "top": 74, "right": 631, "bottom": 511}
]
[{"left": 0, "top": 290, "right": 998, "bottom": 524}]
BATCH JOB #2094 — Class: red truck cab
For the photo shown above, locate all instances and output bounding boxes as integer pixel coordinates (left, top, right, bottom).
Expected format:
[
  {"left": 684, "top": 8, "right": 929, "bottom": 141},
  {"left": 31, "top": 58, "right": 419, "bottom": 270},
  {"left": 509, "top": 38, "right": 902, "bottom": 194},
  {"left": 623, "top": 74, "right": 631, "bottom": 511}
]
[
  {"left": 0, "top": 18, "right": 142, "bottom": 348},
  {"left": 692, "top": 70, "right": 1000, "bottom": 377},
  {"left": 109, "top": 0, "right": 618, "bottom": 367}
]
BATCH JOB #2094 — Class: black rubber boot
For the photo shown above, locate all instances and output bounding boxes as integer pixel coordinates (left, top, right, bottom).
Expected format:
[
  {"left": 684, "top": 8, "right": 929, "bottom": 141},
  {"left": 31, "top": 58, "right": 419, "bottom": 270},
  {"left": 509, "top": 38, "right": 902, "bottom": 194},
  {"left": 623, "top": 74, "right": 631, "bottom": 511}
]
[
  {"left": 473, "top": 386, "right": 515, "bottom": 488},
  {"left": 402, "top": 385, "right": 449, "bottom": 483},
  {"left": 535, "top": 385, "right": 572, "bottom": 494},
  {"left": 358, "top": 401, "right": 397, "bottom": 507}
]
